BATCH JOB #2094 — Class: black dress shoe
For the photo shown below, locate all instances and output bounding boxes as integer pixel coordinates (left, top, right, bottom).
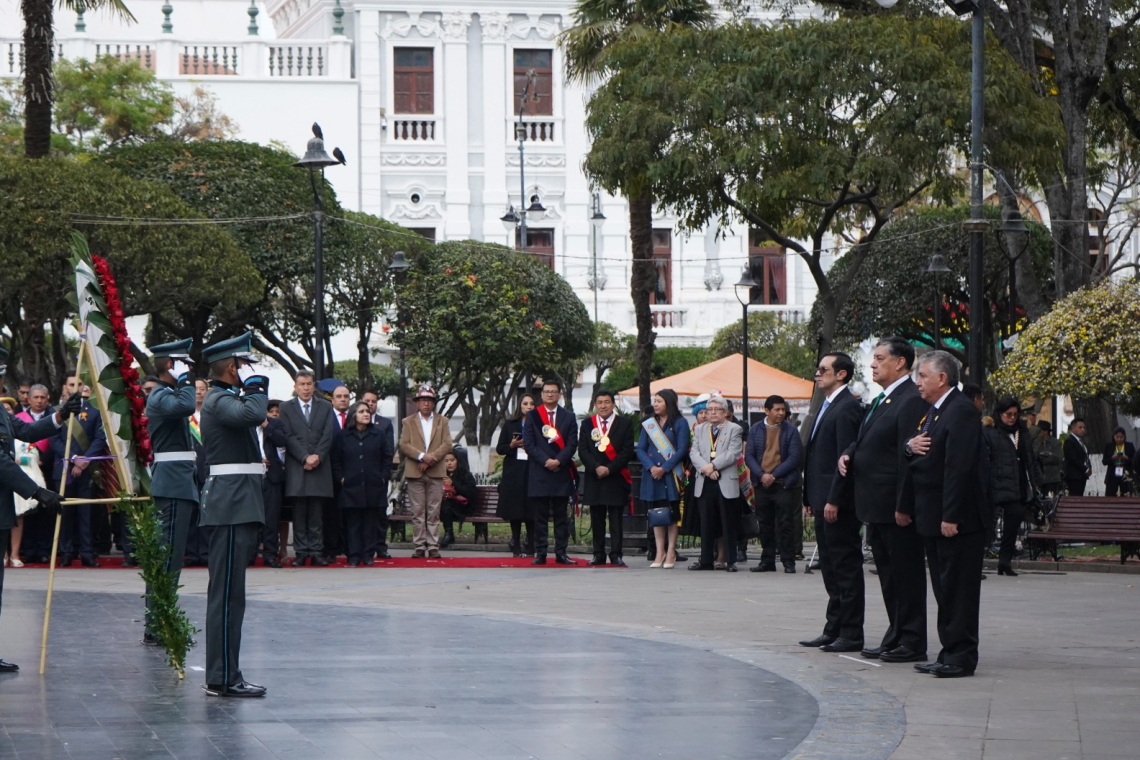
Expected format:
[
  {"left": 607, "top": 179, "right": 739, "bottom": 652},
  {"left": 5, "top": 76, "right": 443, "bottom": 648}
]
[
  {"left": 264, "top": 557, "right": 283, "bottom": 568},
  {"left": 799, "top": 635, "right": 835, "bottom": 648},
  {"left": 347, "top": 560, "right": 361, "bottom": 567},
  {"left": 0, "top": 659, "right": 19, "bottom": 672},
  {"left": 914, "top": 662, "right": 944, "bottom": 674},
  {"left": 688, "top": 562, "right": 715, "bottom": 571},
  {"left": 142, "top": 632, "right": 160, "bottom": 646},
  {"left": 80, "top": 555, "right": 99, "bottom": 568},
  {"left": 587, "top": 558, "right": 607, "bottom": 566},
  {"left": 820, "top": 637, "right": 864, "bottom": 653},
  {"left": 203, "top": 681, "right": 267, "bottom": 698},
  {"left": 57, "top": 554, "right": 74, "bottom": 567},
  {"left": 861, "top": 646, "right": 886, "bottom": 659},
  {"left": 610, "top": 558, "right": 628, "bottom": 567},
  {"left": 725, "top": 563, "right": 738, "bottom": 572},
  {"left": 555, "top": 555, "right": 578, "bottom": 565},
  {"left": 122, "top": 556, "right": 139, "bottom": 567},
  {"left": 362, "top": 559, "right": 374, "bottom": 566},
  {"left": 376, "top": 551, "right": 392, "bottom": 559},
  {"left": 750, "top": 563, "right": 777, "bottom": 573},
  {"left": 783, "top": 564, "right": 796, "bottom": 574},
  {"left": 311, "top": 556, "right": 329, "bottom": 567},
  {"left": 879, "top": 646, "right": 928, "bottom": 663},
  {"left": 933, "top": 664, "right": 974, "bottom": 678},
  {"left": 997, "top": 564, "right": 1018, "bottom": 576},
  {"left": 531, "top": 556, "right": 547, "bottom": 565},
  {"left": 293, "top": 556, "right": 307, "bottom": 567}
]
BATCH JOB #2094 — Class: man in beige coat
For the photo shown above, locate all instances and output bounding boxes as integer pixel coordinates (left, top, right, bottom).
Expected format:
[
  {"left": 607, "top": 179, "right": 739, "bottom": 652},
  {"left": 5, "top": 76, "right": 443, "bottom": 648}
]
[{"left": 398, "top": 385, "right": 453, "bottom": 557}]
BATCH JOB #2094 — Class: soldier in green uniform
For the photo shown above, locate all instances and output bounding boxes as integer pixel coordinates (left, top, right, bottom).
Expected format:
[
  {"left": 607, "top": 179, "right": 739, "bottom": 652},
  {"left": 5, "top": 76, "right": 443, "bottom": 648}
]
[
  {"left": 0, "top": 347, "right": 77, "bottom": 672},
  {"left": 142, "top": 338, "right": 199, "bottom": 646},
  {"left": 198, "top": 333, "right": 268, "bottom": 698}
]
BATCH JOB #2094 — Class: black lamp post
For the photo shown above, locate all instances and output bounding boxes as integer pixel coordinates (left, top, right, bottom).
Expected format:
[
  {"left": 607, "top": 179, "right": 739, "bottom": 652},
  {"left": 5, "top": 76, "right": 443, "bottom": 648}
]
[
  {"left": 734, "top": 267, "right": 760, "bottom": 426},
  {"left": 503, "top": 69, "right": 546, "bottom": 252},
  {"left": 926, "top": 253, "right": 952, "bottom": 350},
  {"left": 293, "top": 124, "right": 341, "bottom": 381},
  {"left": 388, "top": 250, "right": 410, "bottom": 437}
]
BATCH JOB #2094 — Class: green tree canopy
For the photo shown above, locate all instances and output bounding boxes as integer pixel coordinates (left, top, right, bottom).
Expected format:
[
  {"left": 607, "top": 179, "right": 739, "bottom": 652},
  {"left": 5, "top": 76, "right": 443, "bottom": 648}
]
[
  {"left": 709, "top": 313, "right": 817, "bottom": 381},
  {"left": 0, "top": 155, "right": 256, "bottom": 385},
  {"left": 53, "top": 56, "right": 174, "bottom": 152},
  {"left": 604, "top": 346, "right": 709, "bottom": 399}
]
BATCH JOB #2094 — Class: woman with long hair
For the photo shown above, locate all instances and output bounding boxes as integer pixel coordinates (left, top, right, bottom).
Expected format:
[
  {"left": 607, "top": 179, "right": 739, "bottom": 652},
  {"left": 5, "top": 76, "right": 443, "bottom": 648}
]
[
  {"left": 636, "top": 389, "right": 690, "bottom": 568},
  {"left": 440, "top": 448, "right": 479, "bottom": 547},
  {"left": 496, "top": 393, "right": 536, "bottom": 556},
  {"left": 984, "top": 396, "right": 1041, "bottom": 576},
  {"left": 332, "top": 401, "right": 393, "bottom": 566}
]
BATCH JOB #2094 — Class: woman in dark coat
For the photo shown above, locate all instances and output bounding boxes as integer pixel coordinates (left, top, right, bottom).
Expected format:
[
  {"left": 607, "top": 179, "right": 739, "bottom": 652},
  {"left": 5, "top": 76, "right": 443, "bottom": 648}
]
[
  {"left": 1102, "top": 427, "right": 1136, "bottom": 497},
  {"left": 440, "top": 448, "right": 479, "bottom": 547},
  {"left": 333, "top": 401, "right": 394, "bottom": 566},
  {"left": 496, "top": 393, "right": 536, "bottom": 556},
  {"left": 984, "top": 396, "right": 1041, "bottom": 576}
]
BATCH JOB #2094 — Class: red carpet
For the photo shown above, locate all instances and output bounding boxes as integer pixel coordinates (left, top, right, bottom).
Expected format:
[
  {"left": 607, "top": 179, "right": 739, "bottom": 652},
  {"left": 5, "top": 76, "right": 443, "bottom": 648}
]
[{"left": 8, "top": 555, "right": 624, "bottom": 569}]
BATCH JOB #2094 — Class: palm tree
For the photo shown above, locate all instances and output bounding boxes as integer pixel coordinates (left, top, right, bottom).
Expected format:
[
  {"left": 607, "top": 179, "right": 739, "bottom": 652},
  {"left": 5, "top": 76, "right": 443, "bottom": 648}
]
[
  {"left": 558, "top": 0, "right": 713, "bottom": 410},
  {"left": 21, "top": 0, "right": 134, "bottom": 157}
]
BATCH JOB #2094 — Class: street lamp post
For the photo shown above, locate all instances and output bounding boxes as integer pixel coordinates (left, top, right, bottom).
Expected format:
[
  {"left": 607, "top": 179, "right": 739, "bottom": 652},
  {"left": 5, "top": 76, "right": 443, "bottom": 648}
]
[
  {"left": 503, "top": 69, "right": 546, "bottom": 253},
  {"left": 293, "top": 124, "right": 342, "bottom": 381},
  {"left": 387, "top": 250, "right": 410, "bottom": 438},
  {"left": 588, "top": 191, "right": 606, "bottom": 323},
  {"left": 926, "top": 254, "right": 952, "bottom": 351},
  {"left": 734, "top": 268, "right": 760, "bottom": 427}
]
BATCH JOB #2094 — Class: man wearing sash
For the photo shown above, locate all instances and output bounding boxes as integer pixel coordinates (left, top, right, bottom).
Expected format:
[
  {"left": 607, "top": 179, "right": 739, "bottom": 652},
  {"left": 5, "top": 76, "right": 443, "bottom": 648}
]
[
  {"left": 577, "top": 389, "right": 634, "bottom": 567},
  {"left": 198, "top": 332, "right": 268, "bottom": 698},
  {"left": 142, "top": 338, "right": 200, "bottom": 645},
  {"left": 523, "top": 380, "right": 579, "bottom": 565}
]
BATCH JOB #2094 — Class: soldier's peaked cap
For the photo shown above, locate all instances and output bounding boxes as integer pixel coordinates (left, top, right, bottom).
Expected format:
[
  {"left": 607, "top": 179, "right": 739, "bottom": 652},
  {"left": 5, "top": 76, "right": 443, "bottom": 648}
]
[
  {"left": 202, "top": 332, "right": 258, "bottom": 365},
  {"left": 149, "top": 338, "right": 193, "bottom": 361}
]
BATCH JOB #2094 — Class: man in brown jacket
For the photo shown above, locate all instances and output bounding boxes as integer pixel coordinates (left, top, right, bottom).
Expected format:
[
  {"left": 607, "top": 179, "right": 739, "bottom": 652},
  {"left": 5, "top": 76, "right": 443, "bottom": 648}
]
[{"left": 398, "top": 385, "right": 453, "bottom": 557}]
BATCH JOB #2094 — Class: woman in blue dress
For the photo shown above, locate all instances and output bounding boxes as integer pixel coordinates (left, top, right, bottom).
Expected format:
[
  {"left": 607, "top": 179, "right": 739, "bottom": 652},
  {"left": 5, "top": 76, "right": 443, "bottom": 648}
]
[{"left": 636, "top": 388, "right": 690, "bottom": 568}]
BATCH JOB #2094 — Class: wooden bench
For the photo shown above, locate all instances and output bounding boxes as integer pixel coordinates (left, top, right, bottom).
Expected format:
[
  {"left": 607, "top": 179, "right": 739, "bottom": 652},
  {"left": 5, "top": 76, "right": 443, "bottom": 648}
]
[
  {"left": 1025, "top": 496, "right": 1140, "bottom": 564},
  {"left": 390, "top": 483, "right": 504, "bottom": 543}
]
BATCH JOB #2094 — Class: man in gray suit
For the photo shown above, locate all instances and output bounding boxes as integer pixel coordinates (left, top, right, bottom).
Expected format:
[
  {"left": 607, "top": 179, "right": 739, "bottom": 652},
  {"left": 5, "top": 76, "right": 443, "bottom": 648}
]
[
  {"left": 688, "top": 393, "right": 745, "bottom": 572},
  {"left": 277, "top": 371, "right": 336, "bottom": 566},
  {"left": 142, "top": 338, "right": 200, "bottom": 646},
  {"left": 198, "top": 332, "right": 269, "bottom": 697}
]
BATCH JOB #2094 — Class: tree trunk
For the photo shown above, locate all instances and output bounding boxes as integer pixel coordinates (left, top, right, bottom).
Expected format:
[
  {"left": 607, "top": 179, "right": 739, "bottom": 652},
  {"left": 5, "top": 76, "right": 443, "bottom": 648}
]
[
  {"left": 629, "top": 190, "right": 656, "bottom": 412},
  {"left": 21, "top": 0, "right": 53, "bottom": 158}
]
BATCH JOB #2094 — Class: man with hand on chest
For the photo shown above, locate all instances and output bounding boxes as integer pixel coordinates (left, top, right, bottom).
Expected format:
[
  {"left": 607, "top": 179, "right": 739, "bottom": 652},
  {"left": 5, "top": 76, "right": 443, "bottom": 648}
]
[
  {"left": 523, "top": 380, "right": 579, "bottom": 565},
  {"left": 578, "top": 390, "right": 634, "bottom": 567}
]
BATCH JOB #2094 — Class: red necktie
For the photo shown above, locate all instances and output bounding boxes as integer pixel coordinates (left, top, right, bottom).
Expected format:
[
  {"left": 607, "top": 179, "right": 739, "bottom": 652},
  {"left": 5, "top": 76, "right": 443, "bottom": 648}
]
[
  {"left": 601, "top": 419, "right": 608, "bottom": 434},
  {"left": 339, "top": 412, "right": 346, "bottom": 428}
]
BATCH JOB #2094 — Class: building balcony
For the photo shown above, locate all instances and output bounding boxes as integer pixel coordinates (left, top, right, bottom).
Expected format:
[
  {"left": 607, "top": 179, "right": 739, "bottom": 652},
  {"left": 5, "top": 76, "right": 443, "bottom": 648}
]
[
  {"left": 648, "top": 305, "right": 689, "bottom": 330},
  {"left": 510, "top": 117, "right": 562, "bottom": 145},
  {"left": 389, "top": 115, "right": 438, "bottom": 143}
]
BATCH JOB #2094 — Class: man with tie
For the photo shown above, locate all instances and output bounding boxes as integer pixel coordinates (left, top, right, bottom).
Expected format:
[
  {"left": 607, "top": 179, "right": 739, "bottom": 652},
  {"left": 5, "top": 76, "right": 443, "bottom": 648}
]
[
  {"left": 902, "top": 350, "right": 988, "bottom": 678},
  {"left": 799, "top": 353, "right": 864, "bottom": 651},
  {"left": 523, "top": 380, "right": 579, "bottom": 565},
  {"left": 322, "top": 381, "right": 352, "bottom": 561},
  {"left": 577, "top": 390, "right": 635, "bottom": 567},
  {"left": 1062, "top": 418, "right": 1092, "bottom": 496},
  {"left": 828, "top": 337, "right": 929, "bottom": 663},
  {"left": 142, "top": 339, "right": 200, "bottom": 644},
  {"left": 398, "top": 385, "right": 453, "bottom": 558},
  {"left": 277, "top": 371, "right": 337, "bottom": 566}
]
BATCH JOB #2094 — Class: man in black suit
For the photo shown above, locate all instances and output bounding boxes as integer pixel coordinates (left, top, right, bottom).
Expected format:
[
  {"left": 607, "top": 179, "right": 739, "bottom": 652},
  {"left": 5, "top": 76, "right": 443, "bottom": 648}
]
[
  {"left": 361, "top": 390, "right": 395, "bottom": 559},
  {"left": 1063, "top": 418, "right": 1092, "bottom": 496},
  {"left": 798, "top": 352, "right": 864, "bottom": 653},
  {"left": 578, "top": 389, "right": 635, "bottom": 567},
  {"left": 523, "top": 380, "right": 579, "bottom": 565},
  {"left": 277, "top": 371, "right": 337, "bottom": 566},
  {"left": 829, "top": 337, "right": 929, "bottom": 663},
  {"left": 902, "top": 350, "right": 989, "bottom": 678},
  {"left": 50, "top": 376, "right": 107, "bottom": 567},
  {"left": 259, "top": 400, "right": 286, "bottom": 567}
]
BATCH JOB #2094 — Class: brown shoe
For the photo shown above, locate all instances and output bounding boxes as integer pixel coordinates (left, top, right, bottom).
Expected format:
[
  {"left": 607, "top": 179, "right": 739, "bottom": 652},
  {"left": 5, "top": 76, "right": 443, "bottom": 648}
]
[
  {"left": 427, "top": 549, "right": 441, "bottom": 559},
  {"left": 412, "top": 549, "right": 426, "bottom": 558}
]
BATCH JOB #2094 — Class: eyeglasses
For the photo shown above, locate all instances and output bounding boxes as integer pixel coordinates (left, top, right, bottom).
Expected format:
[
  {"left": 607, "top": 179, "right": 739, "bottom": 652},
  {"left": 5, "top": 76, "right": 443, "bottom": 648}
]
[
  {"left": 542, "top": 389, "right": 560, "bottom": 395},
  {"left": 815, "top": 366, "right": 832, "bottom": 375}
]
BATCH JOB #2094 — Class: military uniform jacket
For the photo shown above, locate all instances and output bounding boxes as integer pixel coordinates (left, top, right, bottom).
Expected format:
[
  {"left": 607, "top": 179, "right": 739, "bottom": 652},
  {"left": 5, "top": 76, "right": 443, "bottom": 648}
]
[
  {"left": 146, "top": 383, "right": 200, "bottom": 502},
  {"left": 199, "top": 382, "right": 267, "bottom": 527},
  {"left": 0, "top": 408, "right": 59, "bottom": 529}
]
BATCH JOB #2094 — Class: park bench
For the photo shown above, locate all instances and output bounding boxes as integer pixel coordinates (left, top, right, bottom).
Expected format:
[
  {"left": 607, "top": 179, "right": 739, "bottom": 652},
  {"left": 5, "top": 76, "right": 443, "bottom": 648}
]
[
  {"left": 1025, "top": 496, "right": 1140, "bottom": 564},
  {"left": 391, "top": 483, "right": 504, "bottom": 543}
]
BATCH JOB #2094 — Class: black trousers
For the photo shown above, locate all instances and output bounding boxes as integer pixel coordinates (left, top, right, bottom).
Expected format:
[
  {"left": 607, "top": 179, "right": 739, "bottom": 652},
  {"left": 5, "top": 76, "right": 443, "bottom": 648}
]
[
  {"left": 145, "top": 497, "right": 196, "bottom": 634},
  {"left": 1065, "top": 479, "right": 1087, "bottom": 496},
  {"left": 867, "top": 521, "right": 927, "bottom": 653},
  {"left": 185, "top": 512, "right": 210, "bottom": 565},
  {"left": 590, "top": 504, "right": 624, "bottom": 562},
  {"left": 996, "top": 500, "right": 1026, "bottom": 566},
  {"left": 0, "top": 528, "right": 7, "bottom": 643},
  {"left": 205, "top": 522, "right": 260, "bottom": 688},
  {"left": 1105, "top": 477, "right": 1131, "bottom": 497},
  {"left": 20, "top": 507, "right": 52, "bottom": 560},
  {"left": 813, "top": 507, "right": 865, "bottom": 641},
  {"left": 342, "top": 510, "right": 377, "bottom": 563},
  {"left": 925, "top": 529, "right": 985, "bottom": 672},
  {"left": 756, "top": 485, "right": 797, "bottom": 566},
  {"left": 530, "top": 496, "right": 570, "bottom": 559},
  {"left": 698, "top": 487, "right": 738, "bottom": 566},
  {"left": 261, "top": 481, "right": 284, "bottom": 561}
]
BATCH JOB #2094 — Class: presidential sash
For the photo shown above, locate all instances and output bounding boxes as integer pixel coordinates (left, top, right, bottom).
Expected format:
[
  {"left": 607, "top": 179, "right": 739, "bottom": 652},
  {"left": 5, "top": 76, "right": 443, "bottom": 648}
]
[
  {"left": 592, "top": 415, "right": 632, "bottom": 486},
  {"left": 538, "top": 405, "right": 563, "bottom": 449}
]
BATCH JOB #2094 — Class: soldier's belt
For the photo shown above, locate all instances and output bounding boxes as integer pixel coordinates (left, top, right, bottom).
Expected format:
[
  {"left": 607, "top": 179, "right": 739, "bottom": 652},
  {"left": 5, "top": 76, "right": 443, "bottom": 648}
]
[
  {"left": 152, "top": 451, "right": 197, "bottom": 463},
  {"left": 209, "top": 463, "right": 264, "bottom": 477}
]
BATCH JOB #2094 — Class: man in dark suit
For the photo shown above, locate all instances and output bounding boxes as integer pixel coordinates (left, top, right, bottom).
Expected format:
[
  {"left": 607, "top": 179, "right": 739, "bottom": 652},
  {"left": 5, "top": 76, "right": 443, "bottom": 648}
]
[
  {"left": 1063, "top": 418, "right": 1092, "bottom": 496},
  {"left": 50, "top": 376, "right": 107, "bottom": 567},
  {"left": 360, "top": 390, "right": 395, "bottom": 559},
  {"left": 277, "top": 371, "right": 337, "bottom": 566},
  {"left": 798, "top": 352, "right": 864, "bottom": 652},
  {"left": 829, "top": 337, "right": 929, "bottom": 663},
  {"left": 577, "top": 389, "right": 635, "bottom": 567},
  {"left": 260, "top": 400, "right": 286, "bottom": 567},
  {"left": 523, "top": 380, "right": 579, "bottom": 565},
  {"left": 902, "top": 350, "right": 989, "bottom": 678}
]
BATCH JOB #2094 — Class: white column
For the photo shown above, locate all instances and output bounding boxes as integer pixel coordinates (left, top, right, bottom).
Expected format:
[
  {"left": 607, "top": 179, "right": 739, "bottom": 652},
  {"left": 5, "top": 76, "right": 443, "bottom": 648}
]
[
  {"left": 359, "top": 11, "right": 383, "bottom": 215},
  {"left": 327, "top": 36, "right": 352, "bottom": 79},
  {"left": 480, "top": 12, "right": 510, "bottom": 244},
  {"left": 441, "top": 11, "right": 472, "bottom": 239},
  {"left": 562, "top": 67, "right": 591, "bottom": 285}
]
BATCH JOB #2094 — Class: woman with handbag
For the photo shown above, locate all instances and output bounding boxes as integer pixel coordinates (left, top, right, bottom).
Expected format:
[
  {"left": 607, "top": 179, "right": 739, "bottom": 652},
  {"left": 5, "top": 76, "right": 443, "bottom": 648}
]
[
  {"left": 495, "top": 394, "right": 536, "bottom": 556},
  {"left": 636, "top": 389, "right": 690, "bottom": 568}
]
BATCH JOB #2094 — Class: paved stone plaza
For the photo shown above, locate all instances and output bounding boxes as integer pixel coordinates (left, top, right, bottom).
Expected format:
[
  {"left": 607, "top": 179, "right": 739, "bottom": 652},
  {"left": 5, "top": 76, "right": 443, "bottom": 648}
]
[{"left": 1, "top": 556, "right": 1137, "bottom": 759}]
